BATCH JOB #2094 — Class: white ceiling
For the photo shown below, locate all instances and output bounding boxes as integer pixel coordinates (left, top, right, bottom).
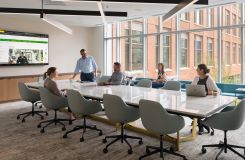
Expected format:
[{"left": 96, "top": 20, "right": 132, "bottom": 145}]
[{"left": 0, "top": 0, "right": 242, "bottom": 27}]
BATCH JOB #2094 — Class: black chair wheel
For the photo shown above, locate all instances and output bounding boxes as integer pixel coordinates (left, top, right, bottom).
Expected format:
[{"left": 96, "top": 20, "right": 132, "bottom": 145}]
[
  {"left": 17, "top": 115, "right": 20, "bottom": 120},
  {"left": 201, "top": 148, "right": 207, "bottom": 154},
  {"left": 170, "top": 146, "right": 175, "bottom": 152},
  {"left": 63, "top": 134, "right": 68, "bottom": 139},
  {"left": 80, "top": 137, "right": 84, "bottom": 142},
  {"left": 99, "top": 131, "right": 103, "bottom": 136},
  {"left": 128, "top": 149, "right": 133, "bottom": 154},
  {"left": 146, "top": 148, "right": 150, "bottom": 153},
  {"left": 69, "top": 120, "right": 72, "bottom": 125},
  {"left": 37, "top": 124, "right": 41, "bottom": 128},
  {"left": 139, "top": 140, "right": 143, "bottom": 145},
  {"left": 102, "top": 139, "right": 107, "bottom": 143},
  {"left": 41, "top": 116, "right": 44, "bottom": 120},
  {"left": 46, "top": 112, "right": 48, "bottom": 116},
  {"left": 62, "top": 127, "right": 66, "bottom": 131},
  {"left": 103, "top": 148, "right": 108, "bottom": 154},
  {"left": 40, "top": 129, "right": 45, "bottom": 133},
  {"left": 22, "top": 119, "right": 26, "bottom": 123},
  {"left": 211, "top": 131, "right": 214, "bottom": 136}
]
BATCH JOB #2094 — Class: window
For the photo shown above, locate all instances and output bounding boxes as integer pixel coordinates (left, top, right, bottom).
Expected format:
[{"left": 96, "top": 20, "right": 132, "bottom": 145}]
[
  {"left": 239, "top": 44, "right": 242, "bottom": 64},
  {"left": 180, "top": 13, "right": 189, "bottom": 21},
  {"left": 162, "top": 32, "right": 170, "bottom": 68},
  {"left": 194, "top": 10, "right": 203, "bottom": 25},
  {"left": 207, "top": 8, "right": 214, "bottom": 27},
  {"left": 238, "top": 17, "right": 242, "bottom": 37},
  {"left": 232, "top": 14, "right": 237, "bottom": 35},
  {"left": 225, "top": 10, "right": 230, "bottom": 34},
  {"left": 207, "top": 38, "right": 214, "bottom": 66},
  {"left": 232, "top": 43, "right": 236, "bottom": 64},
  {"left": 194, "top": 35, "right": 202, "bottom": 66},
  {"left": 180, "top": 33, "right": 188, "bottom": 68},
  {"left": 225, "top": 42, "right": 230, "bottom": 65}
]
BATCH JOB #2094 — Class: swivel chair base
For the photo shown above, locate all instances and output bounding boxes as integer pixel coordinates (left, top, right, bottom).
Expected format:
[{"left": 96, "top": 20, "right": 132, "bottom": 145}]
[
  {"left": 202, "top": 131, "right": 245, "bottom": 160},
  {"left": 17, "top": 102, "right": 48, "bottom": 122},
  {"left": 63, "top": 116, "right": 103, "bottom": 142},
  {"left": 37, "top": 109, "right": 71, "bottom": 133},
  {"left": 102, "top": 123, "right": 143, "bottom": 154},
  {"left": 139, "top": 135, "right": 187, "bottom": 160}
]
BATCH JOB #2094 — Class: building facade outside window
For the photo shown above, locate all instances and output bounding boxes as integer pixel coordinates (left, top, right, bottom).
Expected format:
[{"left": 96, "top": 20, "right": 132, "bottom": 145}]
[
  {"left": 194, "top": 35, "right": 202, "bottom": 66},
  {"left": 180, "top": 33, "right": 188, "bottom": 68},
  {"left": 207, "top": 38, "right": 214, "bottom": 66}
]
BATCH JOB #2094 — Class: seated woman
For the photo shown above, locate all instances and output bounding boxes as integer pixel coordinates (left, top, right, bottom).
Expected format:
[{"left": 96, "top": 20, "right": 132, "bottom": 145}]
[
  {"left": 99, "top": 62, "right": 126, "bottom": 85},
  {"left": 152, "top": 63, "right": 167, "bottom": 88},
  {"left": 43, "top": 67, "right": 75, "bottom": 120},
  {"left": 192, "top": 64, "right": 219, "bottom": 95},
  {"left": 192, "top": 64, "right": 219, "bottom": 134}
]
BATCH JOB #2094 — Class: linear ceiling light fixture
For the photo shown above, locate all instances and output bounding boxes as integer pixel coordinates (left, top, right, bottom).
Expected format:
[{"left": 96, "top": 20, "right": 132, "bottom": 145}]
[
  {"left": 51, "top": 0, "right": 208, "bottom": 5},
  {"left": 162, "top": 0, "right": 198, "bottom": 23},
  {"left": 97, "top": 1, "right": 107, "bottom": 29},
  {"left": 40, "top": 0, "right": 73, "bottom": 34}
]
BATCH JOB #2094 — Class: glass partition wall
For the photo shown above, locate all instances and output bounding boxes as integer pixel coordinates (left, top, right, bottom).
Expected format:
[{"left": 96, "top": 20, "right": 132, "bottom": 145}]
[{"left": 104, "top": 3, "right": 245, "bottom": 84}]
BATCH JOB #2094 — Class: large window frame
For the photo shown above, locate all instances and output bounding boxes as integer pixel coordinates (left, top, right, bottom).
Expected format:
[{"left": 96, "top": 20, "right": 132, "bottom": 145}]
[{"left": 104, "top": 3, "right": 245, "bottom": 84}]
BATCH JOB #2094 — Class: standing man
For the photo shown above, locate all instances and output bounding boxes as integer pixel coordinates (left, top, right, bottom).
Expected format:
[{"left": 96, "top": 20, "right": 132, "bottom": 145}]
[{"left": 71, "top": 49, "right": 97, "bottom": 82}]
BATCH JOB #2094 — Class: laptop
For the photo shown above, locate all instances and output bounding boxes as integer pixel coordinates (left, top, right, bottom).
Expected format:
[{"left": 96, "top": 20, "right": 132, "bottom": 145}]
[{"left": 186, "top": 84, "right": 207, "bottom": 97}]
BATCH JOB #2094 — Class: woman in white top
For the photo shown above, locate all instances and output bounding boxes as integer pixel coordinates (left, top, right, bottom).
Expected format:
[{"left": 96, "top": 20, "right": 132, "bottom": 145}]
[
  {"left": 192, "top": 64, "right": 219, "bottom": 95},
  {"left": 191, "top": 64, "right": 219, "bottom": 134}
]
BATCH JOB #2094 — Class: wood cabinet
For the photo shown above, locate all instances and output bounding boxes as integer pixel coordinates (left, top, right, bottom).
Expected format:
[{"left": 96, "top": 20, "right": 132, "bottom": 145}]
[{"left": 0, "top": 73, "right": 74, "bottom": 103}]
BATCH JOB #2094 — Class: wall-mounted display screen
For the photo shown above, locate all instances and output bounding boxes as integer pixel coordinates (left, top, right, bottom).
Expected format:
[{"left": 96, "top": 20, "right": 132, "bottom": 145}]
[{"left": 0, "top": 30, "right": 49, "bottom": 66}]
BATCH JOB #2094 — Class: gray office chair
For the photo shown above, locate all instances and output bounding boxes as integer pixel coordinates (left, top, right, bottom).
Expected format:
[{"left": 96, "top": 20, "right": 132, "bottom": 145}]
[
  {"left": 63, "top": 90, "right": 103, "bottom": 142},
  {"left": 102, "top": 94, "right": 143, "bottom": 154},
  {"left": 162, "top": 81, "right": 181, "bottom": 91},
  {"left": 201, "top": 99, "right": 245, "bottom": 160},
  {"left": 37, "top": 87, "right": 71, "bottom": 133},
  {"left": 136, "top": 79, "right": 152, "bottom": 88},
  {"left": 17, "top": 82, "right": 48, "bottom": 122},
  {"left": 139, "top": 99, "right": 187, "bottom": 160}
]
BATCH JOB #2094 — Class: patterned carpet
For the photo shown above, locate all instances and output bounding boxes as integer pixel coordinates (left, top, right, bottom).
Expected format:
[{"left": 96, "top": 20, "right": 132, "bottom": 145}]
[{"left": 0, "top": 101, "right": 244, "bottom": 160}]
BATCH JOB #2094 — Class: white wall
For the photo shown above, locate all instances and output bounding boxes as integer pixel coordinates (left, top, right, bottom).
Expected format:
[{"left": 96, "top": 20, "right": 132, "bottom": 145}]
[{"left": 0, "top": 14, "right": 103, "bottom": 77}]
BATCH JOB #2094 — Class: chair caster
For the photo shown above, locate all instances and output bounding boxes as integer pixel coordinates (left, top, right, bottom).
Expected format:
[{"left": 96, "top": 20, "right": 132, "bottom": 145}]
[
  {"left": 17, "top": 115, "right": 20, "bottom": 120},
  {"left": 128, "top": 149, "right": 133, "bottom": 154},
  {"left": 63, "top": 134, "right": 68, "bottom": 139},
  {"left": 40, "top": 129, "right": 45, "bottom": 133},
  {"left": 201, "top": 148, "right": 207, "bottom": 154},
  {"left": 170, "top": 146, "right": 175, "bottom": 152},
  {"left": 80, "top": 137, "right": 84, "bottom": 142},
  {"left": 102, "top": 139, "right": 107, "bottom": 143},
  {"left": 103, "top": 148, "right": 108, "bottom": 154},
  {"left": 69, "top": 120, "right": 72, "bottom": 125},
  {"left": 37, "top": 124, "right": 41, "bottom": 128},
  {"left": 139, "top": 140, "right": 143, "bottom": 145},
  {"left": 22, "top": 119, "right": 26, "bottom": 123},
  {"left": 46, "top": 112, "right": 48, "bottom": 116},
  {"left": 211, "top": 131, "right": 214, "bottom": 136},
  {"left": 62, "top": 127, "right": 66, "bottom": 131},
  {"left": 41, "top": 116, "right": 44, "bottom": 120},
  {"left": 99, "top": 131, "right": 103, "bottom": 136},
  {"left": 146, "top": 148, "right": 150, "bottom": 153}
]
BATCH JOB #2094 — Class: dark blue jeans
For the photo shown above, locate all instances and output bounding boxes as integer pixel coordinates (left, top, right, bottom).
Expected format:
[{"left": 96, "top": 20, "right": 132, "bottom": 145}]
[{"left": 80, "top": 72, "right": 95, "bottom": 82}]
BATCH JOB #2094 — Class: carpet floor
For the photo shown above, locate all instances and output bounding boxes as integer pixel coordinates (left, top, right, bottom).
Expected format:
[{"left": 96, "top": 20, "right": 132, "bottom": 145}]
[{"left": 0, "top": 101, "right": 245, "bottom": 160}]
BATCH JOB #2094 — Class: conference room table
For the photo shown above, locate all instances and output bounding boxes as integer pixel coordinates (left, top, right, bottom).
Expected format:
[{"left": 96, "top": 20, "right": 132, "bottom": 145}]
[{"left": 26, "top": 80, "right": 237, "bottom": 150}]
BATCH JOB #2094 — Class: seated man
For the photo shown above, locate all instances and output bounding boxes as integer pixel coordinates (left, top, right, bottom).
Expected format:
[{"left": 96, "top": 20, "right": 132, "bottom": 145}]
[{"left": 99, "top": 62, "right": 126, "bottom": 85}]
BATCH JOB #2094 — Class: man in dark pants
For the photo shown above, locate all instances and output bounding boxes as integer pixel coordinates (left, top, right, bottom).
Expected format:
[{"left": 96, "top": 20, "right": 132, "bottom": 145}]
[{"left": 71, "top": 49, "right": 97, "bottom": 82}]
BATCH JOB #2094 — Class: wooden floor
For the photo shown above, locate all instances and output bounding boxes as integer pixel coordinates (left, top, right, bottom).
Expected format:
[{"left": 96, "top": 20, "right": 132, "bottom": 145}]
[{"left": 0, "top": 101, "right": 244, "bottom": 160}]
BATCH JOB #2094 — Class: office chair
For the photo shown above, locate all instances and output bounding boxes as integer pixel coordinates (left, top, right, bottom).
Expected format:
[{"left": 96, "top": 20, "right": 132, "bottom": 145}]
[
  {"left": 17, "top": 82, "right": 47, "bottom": 122},
  {"left": 139, "top": 99, "right": 187, "bottom": 160},
  {"left": 201, "top": 99, "right": 245, "bottom": 160},
  {"left": 102, "top": 94, "right": 143, "bottom": 154},
  {"left": 136, "top": 79, "right": 152, "bottom": 88},
  {"left": 37, "top": 87, "right": 71, "bottom": 133},
  {"left": 63, "top": 90, "right": 103, "bottom": 141},
  {"left": 162, "top": 81, "right": 181, "bottom": 91}
]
